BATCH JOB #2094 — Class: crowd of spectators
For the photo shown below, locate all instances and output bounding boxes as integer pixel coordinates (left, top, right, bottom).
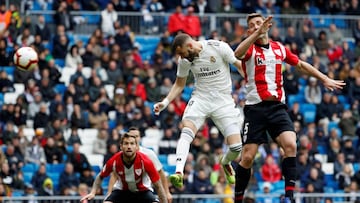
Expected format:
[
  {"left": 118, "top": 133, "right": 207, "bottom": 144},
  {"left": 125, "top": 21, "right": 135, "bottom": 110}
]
[{"left": 0, "top": 0, "right": 360, "bottom": 202}]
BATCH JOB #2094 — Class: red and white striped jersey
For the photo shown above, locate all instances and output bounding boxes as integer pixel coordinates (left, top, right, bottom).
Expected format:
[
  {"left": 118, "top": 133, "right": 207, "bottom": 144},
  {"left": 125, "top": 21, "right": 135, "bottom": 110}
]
[
  {"left": 241, "top": 41, "right": 299, "bottom": 105},
  {"left": 100, "top": 151, "right": 160, "bottom": 192}
]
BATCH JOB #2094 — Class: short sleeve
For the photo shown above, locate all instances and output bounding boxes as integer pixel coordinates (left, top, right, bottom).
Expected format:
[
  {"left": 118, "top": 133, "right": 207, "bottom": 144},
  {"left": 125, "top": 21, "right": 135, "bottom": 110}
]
[
  {"left": 283, "top": 45, "right": 299, "bottom": 66},
  {"left": 142, "top": 154, "right": 160, "bottom": 183},
  {"left": 177, "top": 58, "right": 191, "bottom": 78},
  {"left": 141, "top": 147, "right": 163, "bottom": 171},
  {"left": 219, "top": 41, "right": 237, "bottom": 64},
  {"left": 100, "top": 153, "right": 119, "bottom": 178}
]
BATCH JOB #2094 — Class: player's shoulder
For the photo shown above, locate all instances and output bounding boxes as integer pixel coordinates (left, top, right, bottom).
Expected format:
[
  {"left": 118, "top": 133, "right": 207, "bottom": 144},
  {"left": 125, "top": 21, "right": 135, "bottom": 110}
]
[{"left": 204, "top": 39, "right": 227, "bottom": 48}]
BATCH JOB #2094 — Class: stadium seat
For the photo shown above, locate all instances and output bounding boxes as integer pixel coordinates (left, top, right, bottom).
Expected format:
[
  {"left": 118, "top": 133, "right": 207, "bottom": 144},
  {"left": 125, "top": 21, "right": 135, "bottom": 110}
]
[
  {"left": 322, "top": 163, "right": 334, "bottom": 175},
  {"left": 300, "top": 103, "right": 316, "bottom": 114},
  {"left": 23, "top": 172, "right": 33, "bottom": 183},
  {"left": 13, "top": 83, "right": 25, "bottom": 94},
  {"left": 333, "top": 18, "right": 346, "bottom": 28},
  {"left": 22, "top": 163, "right": 38, "bottom": 173},
  {"left": 48, "top": 163, "right": 65, "bottom": 173},
  {"left": 158, "top": 154, "right": 168, "bottom": 165},
  {"left": 162, "top": 164, "right": 176, "bottom": 174},
  {"left": 92, "top": 165, "right": 101, "bottom": 173},
  {"left": 304, "top": 111, "right": 316, "bottom": 123},
  {"left": 54, "top": 83, "right": 67, "bottom": 94},
  {"left": 104, "top": 84, "right": 115, "bottom": 100},
  {"left": 54, "top": 58, "right": 65, "bottom": 68},
  {"left": 83, "top": 14, "right": 101, "bottom": 24},
  {"left": 81, "top": 66, "right": 92, "bottom": 79},
  {"left": 4, "top": 92, "right": 19, "bottom": 104},
  {"left": 316, "top": 145, "right": 328, "bottom": 154}
]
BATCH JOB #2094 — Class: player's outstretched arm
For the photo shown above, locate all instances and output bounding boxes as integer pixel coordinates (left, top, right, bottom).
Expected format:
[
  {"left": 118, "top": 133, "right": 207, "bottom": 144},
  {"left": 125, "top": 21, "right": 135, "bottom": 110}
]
[
  {"left": 154, "top": 77, "right": 187, "bottom": 115},
  {"left": 234, "top": 16, "right": 273, "bottom": 58},
  {"left": 153, "top": 179, "right": 169, "bottom": 203},
  {"left": 80, "top": 174, "right": 103, "bottom": 202},
  {"left": 296, "top": 60, "right": 346, "bottom": 91}
]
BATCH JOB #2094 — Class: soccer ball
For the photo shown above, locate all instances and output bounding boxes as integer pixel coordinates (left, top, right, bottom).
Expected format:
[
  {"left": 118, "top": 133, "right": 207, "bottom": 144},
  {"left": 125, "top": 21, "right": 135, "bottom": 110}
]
[{"left": 13, "top": 47, "right": 39, "bottom": 71}]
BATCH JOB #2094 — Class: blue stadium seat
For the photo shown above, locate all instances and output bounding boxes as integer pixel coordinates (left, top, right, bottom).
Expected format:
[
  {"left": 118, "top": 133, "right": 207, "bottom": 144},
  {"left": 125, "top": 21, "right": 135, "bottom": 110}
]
[
  {"left": 83, "top": 14, "right": 101, "bottom": 24},
  {"left": 22, "top": 163, "right": 38, "bottom": 173},
  {"left": 92, "top": 165, "right": 101, "bottom": 174},
  {"left": 48, "top": 172, "right": 60, "bottom": 189},
  {"left": 333, "top": 18, "right": 346, "bottom": 28},
  {"left": 1, "top": 66, "right": 15, "bottom": 76},
  {"left": 158, "top": 154, "right": 168, "bottom": 165},
  {"left": 108, "top": 120, "right": 117, "bottom": 130},
  {"left": 163, "top": 164, "right": 176, "bottom": 174},
  {"left": 54, "top": 83, "right": 67, "bottom": 94},
  {"left": 54, "top": 58, "right": 65, "bottom": 68},
  {"left": 44, "top": 14, "right": 54, "bottom": 23},
  {"left": 23, "top": 172, "right": 33, "bottom": 183},
  {"left": 300, "top": 103, "right": 316, "bottom": 114},
  {"left": 12, "top": 190, "right": 23, "bottom": 197},
  {"left": 48, "top": 163, "right": 65, "bottom": 173},
  {"left": 354, "top": 163, "right": 359, "bottom": 172},
  {"left": 304, "top": 111, "right": 316, "bottom": 123},
  {"left": 337, "top": 95, "right": 349, "bottom": 104},
  {"left": 317, "top": 145, "right": 327, "bottom": 154}
]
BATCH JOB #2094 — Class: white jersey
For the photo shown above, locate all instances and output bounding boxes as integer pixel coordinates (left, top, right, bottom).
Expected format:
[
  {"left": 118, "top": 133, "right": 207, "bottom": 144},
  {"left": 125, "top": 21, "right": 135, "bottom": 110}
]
[
  {"left": 139, "top": 146, "right": 163, "bottom": 171},
  {"left": 177, "top": 40, "right": 237, "bottom": 95}
]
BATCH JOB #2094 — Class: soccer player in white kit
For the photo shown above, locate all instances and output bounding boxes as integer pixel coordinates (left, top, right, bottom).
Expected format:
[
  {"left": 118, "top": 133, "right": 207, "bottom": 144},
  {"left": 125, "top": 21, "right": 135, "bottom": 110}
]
[{"left": 154, "top": 33, "right": 244, "bottom": 188}]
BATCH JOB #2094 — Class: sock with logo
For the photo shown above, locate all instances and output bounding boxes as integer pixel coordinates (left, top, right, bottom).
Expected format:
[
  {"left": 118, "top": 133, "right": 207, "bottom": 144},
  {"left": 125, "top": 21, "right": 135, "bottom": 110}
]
[{"left": 174, "top": 127, "right": 195, "bottom": 174}]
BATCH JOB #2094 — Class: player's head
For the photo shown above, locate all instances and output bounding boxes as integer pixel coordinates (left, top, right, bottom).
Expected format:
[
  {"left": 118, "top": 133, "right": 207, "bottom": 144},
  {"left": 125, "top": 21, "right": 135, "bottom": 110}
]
[
  {"left": 120, "top": 133, "right": 138, "bottom": 157},
  {"left": 128, "top": 126, "right": 141, "bottom": 146},
  {"left": 246, "top": 13, "right": 267, "bottom": 36},
  {"left": 172, "top": 33, "right": 198, "bottom": 62}
]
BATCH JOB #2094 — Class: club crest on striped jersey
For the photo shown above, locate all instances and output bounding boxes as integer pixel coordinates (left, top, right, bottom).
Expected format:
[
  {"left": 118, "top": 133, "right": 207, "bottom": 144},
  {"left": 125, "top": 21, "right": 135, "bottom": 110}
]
[
  {"left": 135, "top": 169, "right": 142, "bottom": 176},
  {"left": 210, "top": 56, "right": 216, "bottom": 63}
]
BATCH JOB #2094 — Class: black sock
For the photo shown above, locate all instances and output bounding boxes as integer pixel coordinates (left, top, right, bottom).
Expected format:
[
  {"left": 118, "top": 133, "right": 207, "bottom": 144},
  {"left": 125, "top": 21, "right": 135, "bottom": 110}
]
[
  {"left": 235, "top": 164, "right": 251, "bottom": 203},
  {"left": 282, "top": 157, "right": 296, "bottom": 199}
]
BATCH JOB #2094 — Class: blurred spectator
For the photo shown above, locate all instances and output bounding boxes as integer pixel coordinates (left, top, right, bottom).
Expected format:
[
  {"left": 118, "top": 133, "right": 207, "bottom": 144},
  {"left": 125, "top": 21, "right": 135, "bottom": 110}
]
[
  {"left": 65, "top": 45, "right": 83, "bottom": 68},
  {"left": 159, "top": 127, "right": 177, "bottom": 154},
  {"left": 52, "top": 34, "right": 69, "bottom": 59},
  {"left": 81, "top": 44, "right": 96, "bottom": 68},
  {"left": 4, "top": 143, "right": 24, "bottom": 171},
  {"left": 302, "top": 166, "right": 325, "bottom": 192},
  {"left": 38, "top": 177, "right": 55, "bottom": 201},
  {"left": 33, "top": 102, "right": 50, "bottom": 129},
  {"left": 167, "top": 5, "right": 185, "bottom": 36},
  {"left": 59, "top": 162, "right": 80, "bottom": 195},
  {"left": 54, "top": 1, "right": 75, "bottom": 31},
  {"left": 115, "top": 26, "right": 134, "bottom": 53},
  {"left": 0, "top": 4, "right": 12, "bottom": 33},
  {"left": 31, "top": 163, "right": 49, "bottom": 193},
  {"left": 328, "top": 24, "right": 343, "bottom": 46},
  {"left": 0, "top": 70, "right": 14, "bottom": 93},
  {"left": 192, "top": 168, "right": 213, "bottom": 194},
  {"left": 70, "top": 104, "right": 88, "bottom": 129},
  {"left": 67, "top": 127, "right": 82, "bottom": 146},
  {"left": 68, "top": 143, "right": 91, "bottom": 174},
  {"left": 44, "top": 137, "right": 63, "bottom": 164},
  {"left": 345, "top": 180, "right": 360, "bottom": 202},
  {"left": 184, "top": 6, "right": 201, "bottom": 38},
  {"left": 2, "top": 121, "right": 17, "bottom": 145},
  {"left": 261, "top": 155, "right": 282, "bottom": 183},
  {"left": 88, "top": 76, "right": 103, "bottom": 102},
  {"left": 327, "top": 39, "right": 343, "bottom": 63},
  {"left": 339, "top": 109, "right": 358, "bottom": 138},
  {"left": 93, "top": 60, "right": 109, "bottom": 82},
  {"left": 35, "top": 15, "right": 51, "bottom": 42},
  {"left": 284, "top": 26, "right": 303, "bottom": 50},
  {"left": 348, "top": 77, "right": 360, "bottom": 104},
  {"left": 145, "top": 77, "right": 161, "bottom": 102},
  {"left": 92, "top": 129, "right": 108, "bottom": 155},
  {"left": 16, "top": 27, "right": 35, "bottom": 46},
  {"left": 0, "top": 162, "right": 15, "bottom": 188},
  {"left": 79, "top": 168, "right": 94, "bottom": 188},
  {"left": 288, "top": 102, "right": 304, "bottom": 125},
  {"left": 101, "top": 3, "right": 118, "bottom": 37},
  {"left": 304, "top": 77, "right": 322, "bottom": 104},
  {"left": 302, "top": 38, "right": 317, "bottom": 59},
  {"left": 335, "top": 163, "right": 354, "bottom": 189},
  {"left": 346, "top": 0, "right": 360, "bottom": 15},
  {"left": 25, "top": 136, "right": 46, "bottom": 165},
  {"left": 327, "top": 138, "right": 342, "bottom": 163},
  {"left": 88, "top": 101, "right": 108, "bottom": 129},
  {"left": 342, "top": 138, "right": 357, "bottom": 163},
  {"left": 38, "top": 77, "right": 56, "bottom": 102},
  {"left": 106, "top": 60, "right": 123, "bottom": 85},
  {"left": 103, "top": 142, "right": 119, "bottom": 165},
  {"left": 303, "top": 182, "right": 320, "bottom": 203},
  {"left": 296, "top": 151, "right": 310, "bottom": 180}
]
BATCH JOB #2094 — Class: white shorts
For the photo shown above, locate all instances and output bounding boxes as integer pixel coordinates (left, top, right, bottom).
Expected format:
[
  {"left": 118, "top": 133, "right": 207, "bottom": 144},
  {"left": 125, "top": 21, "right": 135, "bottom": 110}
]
[{"left": 182, "top": 91, "right": 242, "bottom": 137}]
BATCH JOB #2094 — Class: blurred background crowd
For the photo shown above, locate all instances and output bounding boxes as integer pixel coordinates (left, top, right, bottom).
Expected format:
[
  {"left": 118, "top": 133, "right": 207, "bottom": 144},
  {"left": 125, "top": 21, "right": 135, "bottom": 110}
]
[{"left": 0, "top": 0, "right": 360, "bottom": 202}]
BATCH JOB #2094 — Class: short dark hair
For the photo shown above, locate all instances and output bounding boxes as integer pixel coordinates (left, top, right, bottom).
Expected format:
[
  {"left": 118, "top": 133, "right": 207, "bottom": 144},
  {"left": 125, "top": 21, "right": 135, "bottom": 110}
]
[
  {"left": 246, "top": 13, "right": 265, "bottom": 25},
  {"left": 171, "top": 33, "right": 191, "bottom": 54},
  {"left": 120, "top": 133, "right": 137, "bottom": 144}
]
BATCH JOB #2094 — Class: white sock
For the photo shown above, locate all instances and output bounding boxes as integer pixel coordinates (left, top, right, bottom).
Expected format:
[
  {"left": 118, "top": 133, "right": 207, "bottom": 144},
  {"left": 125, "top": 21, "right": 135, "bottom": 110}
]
[
  {"left": 175, "top": 127, "right": 194, "bottom": 174},
  {"left": 221, "top": 143, "right": 242, "bottom": 165}
]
